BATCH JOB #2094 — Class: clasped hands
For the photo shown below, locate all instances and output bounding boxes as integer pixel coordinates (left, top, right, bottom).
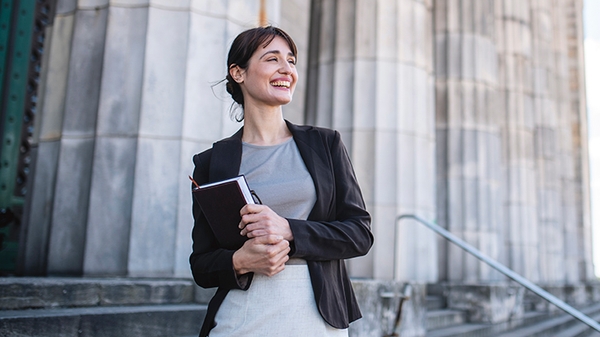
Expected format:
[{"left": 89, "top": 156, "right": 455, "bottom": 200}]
[{"left": 232, "top": 204, "right": 293, "bottom": 277}]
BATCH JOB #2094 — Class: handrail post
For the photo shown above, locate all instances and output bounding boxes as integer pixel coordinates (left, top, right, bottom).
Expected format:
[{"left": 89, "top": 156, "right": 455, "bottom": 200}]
[{"left": 396, "top": 214, "right": 600, "bottom": 333}]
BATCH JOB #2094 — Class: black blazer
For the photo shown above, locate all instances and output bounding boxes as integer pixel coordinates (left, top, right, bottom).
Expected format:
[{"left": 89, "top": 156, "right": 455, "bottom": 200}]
[{"left": 190, "top": 121, "right": 373, "bottom": 336}]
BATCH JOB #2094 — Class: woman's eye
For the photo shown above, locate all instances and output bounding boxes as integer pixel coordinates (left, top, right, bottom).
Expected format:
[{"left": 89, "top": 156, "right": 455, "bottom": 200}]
[{"left": 288, "top": 59, "right": 296, "bottom": 65}]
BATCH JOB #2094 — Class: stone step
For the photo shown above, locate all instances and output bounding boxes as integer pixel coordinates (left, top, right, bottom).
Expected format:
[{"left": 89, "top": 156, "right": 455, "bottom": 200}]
[
  {"left": 494, "top": 303, "right": 600, "bottom": 337},
  {"left": 426, "top": 295, "right": 446, "bottom": 310},
  {"left": 0, "top": 304, "right": 207, "bottom": 337},
  {"left": 427, "top": 309, "right": 467, "bottom": 330},
  {"left": 552, "top": 318, "right": 600, "bottom": 337},
  {"left": 427, "top": 305, "right": 599, "bottom": 337},
  {"left": 427, "top": 321, "right": 491, "bottom": 337},
  {"left": 0, "top": 277, "right": 198, "bottom": 310}
]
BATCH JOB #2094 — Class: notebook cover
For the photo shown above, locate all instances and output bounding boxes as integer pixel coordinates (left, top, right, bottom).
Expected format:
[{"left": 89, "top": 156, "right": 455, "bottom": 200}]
[{"left": 193, "top": 179, "right": 250, "bottom": 250}]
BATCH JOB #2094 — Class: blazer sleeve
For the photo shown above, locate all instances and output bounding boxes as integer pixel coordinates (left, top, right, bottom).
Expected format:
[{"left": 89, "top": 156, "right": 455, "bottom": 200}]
[
  {"left": 287, "top": 130, "right": 373, "bottom": 261},
  {"left": 189, "top": 151, "right": 252, "bottom": 290}
]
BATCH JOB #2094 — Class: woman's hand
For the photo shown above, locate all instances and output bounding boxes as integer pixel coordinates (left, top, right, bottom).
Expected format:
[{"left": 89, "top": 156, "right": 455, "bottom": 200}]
[
  {"left": 239, "top": 204, "right": 294, "bottom": 241},
  {"left": 232, "top": 235, "right": 290, "bottom": 276}
]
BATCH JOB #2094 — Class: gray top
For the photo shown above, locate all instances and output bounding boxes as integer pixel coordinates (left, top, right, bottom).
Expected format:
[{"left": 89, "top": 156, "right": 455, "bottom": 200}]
[{"left": 239, "top": 137, "right": 316, "bottom": 221}]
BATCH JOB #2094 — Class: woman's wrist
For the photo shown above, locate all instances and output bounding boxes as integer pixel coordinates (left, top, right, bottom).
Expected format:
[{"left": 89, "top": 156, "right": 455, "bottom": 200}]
[{"left": 232, "top": 249, "right": 249, "bottom": 275}]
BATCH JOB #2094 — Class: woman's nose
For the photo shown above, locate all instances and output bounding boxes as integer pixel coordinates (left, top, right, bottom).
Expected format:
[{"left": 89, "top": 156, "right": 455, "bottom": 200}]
[{"left": 279, "top": 61, "right": 293, "bottom": 74}]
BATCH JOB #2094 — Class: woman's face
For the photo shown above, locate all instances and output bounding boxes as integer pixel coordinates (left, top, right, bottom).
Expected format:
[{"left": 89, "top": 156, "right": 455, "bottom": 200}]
[{"left": 233, "top": 36, "right": 298, "bottom": 109}]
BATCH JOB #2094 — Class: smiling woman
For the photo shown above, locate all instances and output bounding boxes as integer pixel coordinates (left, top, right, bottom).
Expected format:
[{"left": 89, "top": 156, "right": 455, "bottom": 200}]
[{"left": 189, "top": 26, "right": 373, "bottom": 337}]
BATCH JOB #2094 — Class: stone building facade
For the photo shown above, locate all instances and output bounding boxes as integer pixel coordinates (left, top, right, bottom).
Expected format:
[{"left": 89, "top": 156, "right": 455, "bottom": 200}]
[{"left": 14, "top": 0, "right": 594, "bottom": 322}]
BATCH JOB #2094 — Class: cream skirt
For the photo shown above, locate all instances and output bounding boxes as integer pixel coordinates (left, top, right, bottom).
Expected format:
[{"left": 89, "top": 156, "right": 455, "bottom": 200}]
[{"left": 209, "top": 259, "right": 348, "bottom": 337}]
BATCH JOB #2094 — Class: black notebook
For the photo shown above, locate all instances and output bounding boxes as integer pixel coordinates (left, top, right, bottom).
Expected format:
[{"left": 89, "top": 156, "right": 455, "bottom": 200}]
[{"left": 191, "top": 175, "right": 256, "bottom": 250}]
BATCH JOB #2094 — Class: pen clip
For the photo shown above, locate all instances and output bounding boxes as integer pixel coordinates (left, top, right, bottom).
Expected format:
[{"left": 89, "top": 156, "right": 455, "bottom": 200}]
[{"left": 189, "top": 175, "right": 200, "bottom": 189}]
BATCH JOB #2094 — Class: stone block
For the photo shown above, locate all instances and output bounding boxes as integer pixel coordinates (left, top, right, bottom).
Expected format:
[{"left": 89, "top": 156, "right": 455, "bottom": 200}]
[
  {"left": 139, "top": 7, "right": 189, "bottom": 138},
  {"left": 374, "top": 61, "right": 398, "bottom": 131},
  {"left": 445, "top": 283, "right": 525, "bottom": 323},
  {"left": 373, "top": 131, "right": 396, "bottom": 204},
  {"left": 350, "top": 280, "right": 426, "bottom": 337},
  {"left": 63, "top": 8, "right": 108, "bottom": 136},
  {"left": 352, "top": 60, "right": 376, "bottom": 129},
  {"left": 78, "top": 0, "right": 109, "bottom": 9},
  {"left": 83, "top": 137, "right": 137, "bottom": 275},
  {"left": 0, "top": 304, "right": 205, "bottom": 337},
  {"left": 175, "top": 140, "right": 210, "bottom": 278},
  {"left": 349, "top": 129, "right": 376, "bottom": 203},
  {"left": 225, "top": 0, "right": 263, "bottom": 26},
  {"left": 279, "top": 0, "right": 310, "bottom": 124},
  {"left": 56, "top": 0, "right": 77, "bottom": 14},
  {"left": 397, "top": 64, "right": 416, "bottom": 133},
  {"left": 354, "top": 0, "right": 376, "bottom": 59},
  {"left": 371, "top": 204, "right": 398, "bottom": 280},
  {"left": 96, "top": 5, "right": 148, "bottom": 136},
  {"left": 334, "top": 60, "right": 361, "bottom": 129},
  {"left": 21, "top": 141, "right": 60, "bottom": 275},
  {"left": 0, "top": 278, "right": 196, "bottom": 310},
  {"left": 98, "top": 279, "right": 194, "bottom": 305},
  {"left": 190, "top": 0, "right": 227, "bottom": 14},
  {"left": 413, "top": 1, "right": 431, "bottom": 70},
  {"left": 396, "top": 133, "right": 416, "bottom": 208},
  {"left": 110, "top": 0, "right": 149, "bottom": 6},
  {"left": 398, "top": 0, "right": 415, "bottom": 63},
  {"left": 563, "top": 284, "right": 588, "bottom": 306},
  {"left": 414, "top": 137, "right": 435, "bottom": 211},
  {"left": 47, "top": 138, "right": 95, "bottom": 275},
  {"left": 38, "top": 15, "right": 74, "bottom": 141},
  {"left": 150, "top": 0, "right": 190, "bottom": 10},
  {"left": 183, "top": 14, "right": 228, "bottom": 142},
  {"left": 461, "top": 34, "right": 475, "bottom": 80},
  {"left": 128, "top": 138, "right": 180, "bottom": 276},
  {"left": 446, "top": 33, "right": 461, "bottom": 79},
  {"left": 373, "top": 0, "right": 397, "bottom": 60},
  {"left": 413, "top": 68, "right": 430, "bottom": 136}
]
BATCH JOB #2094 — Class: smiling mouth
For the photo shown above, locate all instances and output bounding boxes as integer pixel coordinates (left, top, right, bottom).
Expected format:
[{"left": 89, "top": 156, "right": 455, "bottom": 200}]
[{"left": 270, "top": 80, "right": 290, "bottom": 88}]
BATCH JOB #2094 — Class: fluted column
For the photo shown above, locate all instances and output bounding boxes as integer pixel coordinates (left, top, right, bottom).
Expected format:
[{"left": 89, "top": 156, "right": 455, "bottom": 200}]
[
  {"left": 46, "top": 0, "right": 109, "bottom": 275},
  {"left": 497, "top": 0, "right": 540, "bottom": 282},
  {"left": 83, "top": 0, "right": 149, "bottom": 276},
  {"left": 434, "top": 0, "right": 504, "bottom": 283},
  {"left": 562, "top": 0, "right": 594, "bottom": 283},
  {"left": 307, "top": 0, "right": 437, "bottom": 281},
  {"left": 22, "top": 0, "right": 76, "bottom": 275},
  {"left": 530, "top": 0, "right": 565, "bottom": 284}
]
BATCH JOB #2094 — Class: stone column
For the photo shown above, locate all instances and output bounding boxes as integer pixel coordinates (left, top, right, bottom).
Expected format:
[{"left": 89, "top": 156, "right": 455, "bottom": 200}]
[
  {"left": 563, "top": 0, "right": 594, "bottom": 283},
  {"left": 83, "top": 0, "right": 149, "bottom": 276},
  {"left": 306, "top": 0, "right": 437, "bottom": 281},
  {"left": 22, "top": 0, "right": 76, "bottom": 275},
  {"left": 497, "top": 0, "right": 540, "bottom": 282},
  {"left": 46, "top": 0, "right": 109, "bottom": 275},
  {"left": 434, "top": 0, "right": 504, "bottom": 283},
  {"left": 530, "top": 0, "right": 565, "bottom": 284}
]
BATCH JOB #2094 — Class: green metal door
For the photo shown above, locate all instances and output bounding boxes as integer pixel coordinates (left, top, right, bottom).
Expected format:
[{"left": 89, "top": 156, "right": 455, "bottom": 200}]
[{"left": 0, "top": 0, "right": 54, "bottom": 274}]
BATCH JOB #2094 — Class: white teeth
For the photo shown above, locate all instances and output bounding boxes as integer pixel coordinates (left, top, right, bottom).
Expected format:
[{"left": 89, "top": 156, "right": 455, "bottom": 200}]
[{"left": 271, "top": 81, "right": 290, "bottom": 88}]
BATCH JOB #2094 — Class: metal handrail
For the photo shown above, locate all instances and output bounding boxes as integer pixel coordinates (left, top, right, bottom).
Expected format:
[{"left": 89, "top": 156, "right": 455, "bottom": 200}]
[{"left": 396, "top": 214, "right": 600, "bottom": 333}]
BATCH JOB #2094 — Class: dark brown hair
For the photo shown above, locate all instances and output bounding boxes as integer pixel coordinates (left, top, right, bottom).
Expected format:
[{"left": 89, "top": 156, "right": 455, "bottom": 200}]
[{"left": 226, "top": 26, "right": 298, "bottom": 121}]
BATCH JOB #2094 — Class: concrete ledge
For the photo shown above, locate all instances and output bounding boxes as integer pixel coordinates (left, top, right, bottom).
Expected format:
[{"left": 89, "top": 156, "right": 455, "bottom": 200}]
[
  {"left": 0, "top": 304, "right": 206, "bottom": 337},
  {"left": 0, "top": 277, "right": 195, "bottom": 310}
]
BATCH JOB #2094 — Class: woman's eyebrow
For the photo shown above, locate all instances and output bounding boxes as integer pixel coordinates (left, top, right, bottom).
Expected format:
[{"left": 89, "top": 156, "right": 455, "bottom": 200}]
[{"left": 259, "top": 50, "right": 296, "bottom": 59}]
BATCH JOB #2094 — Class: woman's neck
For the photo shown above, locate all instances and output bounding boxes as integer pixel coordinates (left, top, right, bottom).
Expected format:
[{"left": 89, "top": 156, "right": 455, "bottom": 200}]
[{"left": 241, "top": 107, "right": 292, "bottom": 146}]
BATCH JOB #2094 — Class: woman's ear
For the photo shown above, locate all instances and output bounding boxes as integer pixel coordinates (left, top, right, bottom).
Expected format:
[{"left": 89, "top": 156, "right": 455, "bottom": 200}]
[{"left": 229, "top": 65, "right": 244, "bottom": 83}]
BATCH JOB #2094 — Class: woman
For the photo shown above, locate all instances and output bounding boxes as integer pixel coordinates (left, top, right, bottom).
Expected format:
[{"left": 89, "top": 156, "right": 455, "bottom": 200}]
[{"left": 190, "top": 26, "right": 373, "bottom": 337}]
